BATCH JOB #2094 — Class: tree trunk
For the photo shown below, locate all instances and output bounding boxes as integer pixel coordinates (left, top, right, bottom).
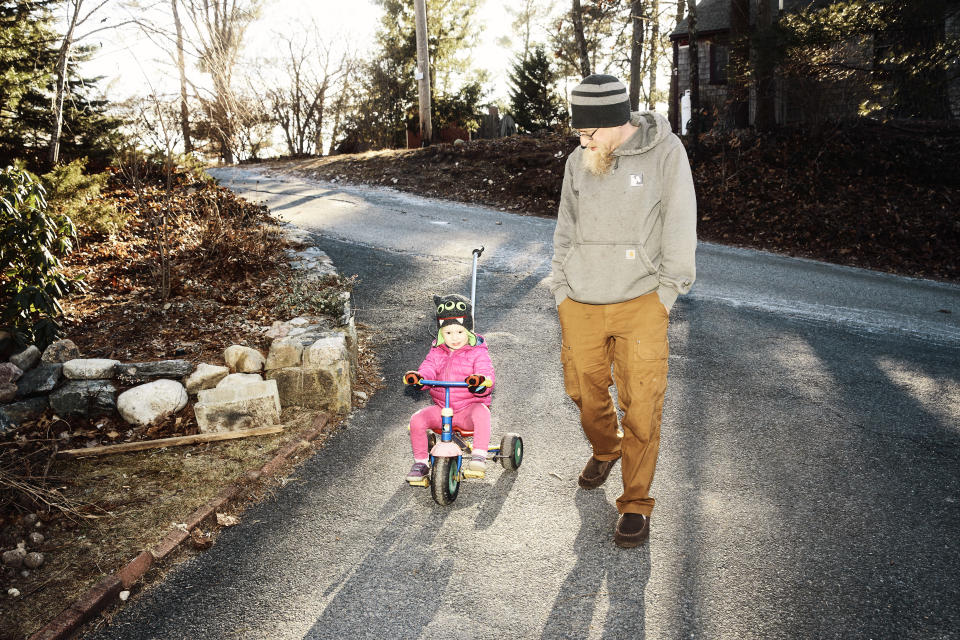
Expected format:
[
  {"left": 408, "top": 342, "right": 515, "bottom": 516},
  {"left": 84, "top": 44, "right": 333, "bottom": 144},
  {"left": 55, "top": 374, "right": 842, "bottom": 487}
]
[
  {"left": 572, "top": 0, "right": 591, "bottom": 77},
  {"left": 629, "top": 0, "right": 645, "bottom": 110},
  {"left": 728, "top": 0, "right": 749, "bottom": 128},
  {"left": 688, "top": 0, "right": 701, "bottom": 148},
  {"left": 648, "top": 0, "right": 660, "bottom": 110},
  {"left": 754, "top": 0, "right": 776, "bottom": 131},
  {"left": 171, "top": 0, "right": 192, "bottom": 153},
  {"left": 49, "top": 0, "right": 82, "bottom": 166},
  {"left": 669, "top": 0, "right": 686, "bottom": 129}
]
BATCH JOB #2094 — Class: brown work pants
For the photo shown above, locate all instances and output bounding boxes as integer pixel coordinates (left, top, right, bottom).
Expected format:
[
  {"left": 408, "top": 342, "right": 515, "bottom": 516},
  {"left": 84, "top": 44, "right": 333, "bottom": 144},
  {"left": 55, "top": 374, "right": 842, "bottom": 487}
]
[{"left": 558, "top": 292, "right": 669, "bottom": 516}]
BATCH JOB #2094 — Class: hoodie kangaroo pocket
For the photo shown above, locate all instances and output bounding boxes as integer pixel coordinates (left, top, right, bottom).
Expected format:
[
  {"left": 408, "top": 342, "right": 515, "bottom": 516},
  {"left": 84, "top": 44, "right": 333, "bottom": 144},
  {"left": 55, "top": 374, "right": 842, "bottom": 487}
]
[{"left": 562, "top": 243, "right": 658, "bottom": 298}]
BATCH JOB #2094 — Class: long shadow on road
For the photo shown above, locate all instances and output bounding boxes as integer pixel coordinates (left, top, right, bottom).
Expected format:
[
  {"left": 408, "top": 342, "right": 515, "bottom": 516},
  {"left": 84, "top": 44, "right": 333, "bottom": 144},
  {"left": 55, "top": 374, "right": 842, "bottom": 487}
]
[{"left": 661, "top": 296, "right": 960, "bottom": 639}]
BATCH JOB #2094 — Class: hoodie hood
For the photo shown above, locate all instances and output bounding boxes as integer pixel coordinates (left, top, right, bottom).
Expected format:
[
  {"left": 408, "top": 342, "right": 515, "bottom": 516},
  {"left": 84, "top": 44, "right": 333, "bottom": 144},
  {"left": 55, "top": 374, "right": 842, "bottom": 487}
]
[{"left": 614, "top": 111, "right": 673, "bottom": 156}]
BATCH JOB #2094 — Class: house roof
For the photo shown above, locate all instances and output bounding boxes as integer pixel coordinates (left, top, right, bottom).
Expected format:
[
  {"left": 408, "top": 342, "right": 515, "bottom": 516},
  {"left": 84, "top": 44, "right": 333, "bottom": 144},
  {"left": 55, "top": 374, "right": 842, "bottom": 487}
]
[
  {"left": 670, "top": 0, "right": 833, "bottom": 39},
  {"left": 671, "top": 0, "right": 730, "bottom": 38}
]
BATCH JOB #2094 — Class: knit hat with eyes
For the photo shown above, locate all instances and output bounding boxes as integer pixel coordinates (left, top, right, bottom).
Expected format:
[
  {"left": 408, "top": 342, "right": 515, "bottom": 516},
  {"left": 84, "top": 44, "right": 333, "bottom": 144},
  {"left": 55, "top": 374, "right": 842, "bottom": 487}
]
[{"left": 433, "top": 293, "right": 477, "bottom": 346}]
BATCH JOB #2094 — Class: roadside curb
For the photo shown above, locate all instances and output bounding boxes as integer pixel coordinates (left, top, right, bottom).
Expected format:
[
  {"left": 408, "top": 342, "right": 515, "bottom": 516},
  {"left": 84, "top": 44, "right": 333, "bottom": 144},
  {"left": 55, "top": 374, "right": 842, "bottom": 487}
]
[{"left": 28, "top": 412, "right": 330, "bottom": 640}]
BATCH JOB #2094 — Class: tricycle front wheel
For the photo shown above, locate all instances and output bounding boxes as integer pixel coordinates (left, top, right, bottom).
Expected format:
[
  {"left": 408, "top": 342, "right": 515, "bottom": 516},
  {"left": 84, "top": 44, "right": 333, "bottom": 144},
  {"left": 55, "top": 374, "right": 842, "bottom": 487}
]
[{"left": 431, "top": 456, "right": 460, "bottom": 505}]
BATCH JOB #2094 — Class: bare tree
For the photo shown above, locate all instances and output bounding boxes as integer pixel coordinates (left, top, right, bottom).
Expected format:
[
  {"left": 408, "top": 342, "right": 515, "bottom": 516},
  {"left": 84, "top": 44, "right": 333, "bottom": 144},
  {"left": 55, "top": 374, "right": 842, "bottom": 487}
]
[
  {"left": 629, "top": 0, "right": 645, "bottom": 110},
  {"left": 49, "top": 0, "right": 137, "bottom": 165},
  {"left": 171, "top": 0, "right": 193, "bottom": 152},
  {"left": 182, "top": 0, "right": 261, "bottom": 164},
  {"left": 264, "top": 30, "right": 349, "bottom": 156},
  {"left": 500, "top": 0, "right": 550, "bottom": 63},
  {"left": 647, "top": 0, "right": 660, "bottom": 109},
  {"left": 571, "top": 0, "right": 591, "bottom": 77}
]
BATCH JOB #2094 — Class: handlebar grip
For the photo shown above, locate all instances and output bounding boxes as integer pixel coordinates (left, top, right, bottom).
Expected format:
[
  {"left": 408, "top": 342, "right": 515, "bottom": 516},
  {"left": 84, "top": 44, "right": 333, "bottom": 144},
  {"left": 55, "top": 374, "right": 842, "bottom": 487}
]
[{"left": 465, "top": 374, "right": 483, "bottom": 387}]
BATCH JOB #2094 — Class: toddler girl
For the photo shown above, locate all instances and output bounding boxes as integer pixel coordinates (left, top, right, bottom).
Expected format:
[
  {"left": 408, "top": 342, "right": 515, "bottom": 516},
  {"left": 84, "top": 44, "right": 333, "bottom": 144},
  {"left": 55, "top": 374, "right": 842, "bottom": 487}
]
[{"left": 403, "top": 294, "right": 495, "bottom": 483}]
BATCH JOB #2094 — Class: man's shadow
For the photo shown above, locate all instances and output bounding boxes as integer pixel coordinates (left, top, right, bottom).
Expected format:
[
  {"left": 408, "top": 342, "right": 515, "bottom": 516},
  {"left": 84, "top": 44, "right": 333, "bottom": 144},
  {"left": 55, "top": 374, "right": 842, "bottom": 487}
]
[{"left": 541, "top": 488, "right": 652, "bottom": 640}]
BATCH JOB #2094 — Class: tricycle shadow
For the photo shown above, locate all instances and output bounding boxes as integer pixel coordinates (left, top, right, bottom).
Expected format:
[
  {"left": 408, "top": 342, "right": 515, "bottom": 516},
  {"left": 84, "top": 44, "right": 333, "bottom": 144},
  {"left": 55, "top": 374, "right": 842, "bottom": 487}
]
[
  {"left": 305, "top": 486, "right": 456, "bottom": 638},
  {"left": 541, "top": 488, "right": 652, "bottom": 640}
]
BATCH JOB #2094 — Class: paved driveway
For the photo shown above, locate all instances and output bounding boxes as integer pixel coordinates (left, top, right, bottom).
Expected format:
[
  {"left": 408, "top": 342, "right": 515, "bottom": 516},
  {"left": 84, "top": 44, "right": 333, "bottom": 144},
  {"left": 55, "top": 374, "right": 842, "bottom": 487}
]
[{"left": 88, "top": 167, "right": 960, "bottom": 640}]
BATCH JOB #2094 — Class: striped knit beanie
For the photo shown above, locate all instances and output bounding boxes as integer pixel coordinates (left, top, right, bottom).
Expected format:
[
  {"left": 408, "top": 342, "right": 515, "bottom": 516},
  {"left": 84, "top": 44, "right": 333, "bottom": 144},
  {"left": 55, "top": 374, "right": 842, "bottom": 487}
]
[{"left": 570, "top": 74, "right": 631, "bottom": 129}]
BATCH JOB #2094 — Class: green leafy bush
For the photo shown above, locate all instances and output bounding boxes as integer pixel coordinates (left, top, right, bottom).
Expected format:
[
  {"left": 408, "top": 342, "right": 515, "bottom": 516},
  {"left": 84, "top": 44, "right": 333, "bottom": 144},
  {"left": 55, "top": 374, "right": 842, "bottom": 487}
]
[
  {"left": 41, "top": 158, "right": 128, "bottom": 235},
  {"left": 0, "top": 166, "right": 84, "bottom": 349}
]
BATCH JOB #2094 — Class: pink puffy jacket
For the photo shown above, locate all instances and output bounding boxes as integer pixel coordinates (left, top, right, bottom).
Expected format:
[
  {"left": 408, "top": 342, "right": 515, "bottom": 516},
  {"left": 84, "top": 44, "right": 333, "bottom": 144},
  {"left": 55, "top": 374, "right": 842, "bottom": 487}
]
[{"left": 417, "top": 336, "right": 495, "bottom": 413}]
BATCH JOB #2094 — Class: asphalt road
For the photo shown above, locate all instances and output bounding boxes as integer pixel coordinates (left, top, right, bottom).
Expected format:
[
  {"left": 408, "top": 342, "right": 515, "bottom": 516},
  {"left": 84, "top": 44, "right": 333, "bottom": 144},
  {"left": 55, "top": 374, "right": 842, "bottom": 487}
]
[{"left": 88, "top": 167, "right": 960, "bottom": 640}]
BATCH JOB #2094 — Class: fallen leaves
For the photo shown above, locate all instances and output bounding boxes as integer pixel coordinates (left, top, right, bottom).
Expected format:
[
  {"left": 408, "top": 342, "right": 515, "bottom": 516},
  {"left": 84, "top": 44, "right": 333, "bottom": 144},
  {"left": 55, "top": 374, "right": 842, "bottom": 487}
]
[{"left": 216, "top": 513, "right": 239, "bottom": 527}]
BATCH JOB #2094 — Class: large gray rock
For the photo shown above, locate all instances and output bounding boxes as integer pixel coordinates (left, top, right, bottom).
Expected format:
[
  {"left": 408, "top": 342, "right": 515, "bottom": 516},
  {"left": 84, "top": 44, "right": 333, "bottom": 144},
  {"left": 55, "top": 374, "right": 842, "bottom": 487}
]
[
  {"left": 216, "top": 373, "right": 263, "bottom": 388},
  {"left": 265, "top": 322, "right": 356, "bottom": 377},
  {"left": 0, "top": 382, "right": 17, "bottom": 404},
  {"left": 16, "top": 363, "right": 62, "bottom": 397},
  {"left": 0, "top": 362, "right": 23, "bottom": 384},
  {"left": 266, "top": 334, "right": 350, "bottom": 413},
  {"left": 183, "top": 363, "right": 229, "bottom": 394},
  {"left": 265, "top": 335, "right": 308, "bottom": 370},
  {"left": 49, "top": 380, "right": 117, "bottom": 417},
  {"left": 194, "top": 379, "right": 281, "bottom": 433},
  {"left": 114, "top": 360, "right": 194, "bottom": 383},
  {"left": 224, "top": 345, "right": 265, "bottom": 373},
  {"left": 41, "top": 339, "right": 80, "bottom": 363},
  {"left": 9, "top": 345, "right": 40, "bottom": 371},
  {"left": 63, "top": 358, "right": 120, "bottom": 380},
  {"left": 0, "top": 397, "right": 48, "bottom": 433},
  {"left": 116, "top": 379, "right": 188, "bottom": 426}
]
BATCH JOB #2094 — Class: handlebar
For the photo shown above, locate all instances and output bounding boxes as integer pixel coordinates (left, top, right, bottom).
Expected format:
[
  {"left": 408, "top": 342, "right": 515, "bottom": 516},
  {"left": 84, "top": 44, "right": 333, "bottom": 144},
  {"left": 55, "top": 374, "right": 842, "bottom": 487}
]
[
  {"left": 418, "top": 379, "right": 492, "bottom": 389},
  {"left": 419, "top": 379, "right": 468, "bottom": 388}
]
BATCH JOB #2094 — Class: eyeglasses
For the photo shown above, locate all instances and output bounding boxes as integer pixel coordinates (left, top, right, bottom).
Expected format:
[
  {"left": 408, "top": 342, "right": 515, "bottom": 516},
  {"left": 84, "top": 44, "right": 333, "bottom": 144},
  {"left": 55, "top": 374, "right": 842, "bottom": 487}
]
[{"left": 573, "top": 128, "right": 599, "bottom": 141}]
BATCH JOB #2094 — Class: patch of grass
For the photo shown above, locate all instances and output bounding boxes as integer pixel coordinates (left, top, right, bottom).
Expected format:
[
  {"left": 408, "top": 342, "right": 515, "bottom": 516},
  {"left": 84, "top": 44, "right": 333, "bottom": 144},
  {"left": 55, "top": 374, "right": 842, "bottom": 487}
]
[{"left": 2, "top": 409, "right": 325, "bottom": 640}]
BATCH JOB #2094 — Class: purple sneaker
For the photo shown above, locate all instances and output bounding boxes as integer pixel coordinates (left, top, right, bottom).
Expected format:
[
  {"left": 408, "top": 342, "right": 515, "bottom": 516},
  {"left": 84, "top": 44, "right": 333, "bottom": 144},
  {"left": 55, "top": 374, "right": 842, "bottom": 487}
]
[{"left": 406, "top": 462, "right": 430, "bottom": 486}]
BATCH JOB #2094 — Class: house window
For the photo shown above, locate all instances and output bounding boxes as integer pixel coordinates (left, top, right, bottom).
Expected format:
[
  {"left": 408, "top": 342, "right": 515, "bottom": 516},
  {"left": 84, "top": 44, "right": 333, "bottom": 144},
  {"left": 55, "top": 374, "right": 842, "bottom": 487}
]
[{"left": 710, "top": 44, "right": 729, "bottom": 85}]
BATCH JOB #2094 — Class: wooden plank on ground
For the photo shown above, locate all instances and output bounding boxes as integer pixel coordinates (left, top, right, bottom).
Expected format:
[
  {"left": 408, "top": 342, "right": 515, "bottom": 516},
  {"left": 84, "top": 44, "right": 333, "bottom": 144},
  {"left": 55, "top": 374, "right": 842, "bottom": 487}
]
[{"left": 57, "top": 425, "right": 284, "bottom": 459}]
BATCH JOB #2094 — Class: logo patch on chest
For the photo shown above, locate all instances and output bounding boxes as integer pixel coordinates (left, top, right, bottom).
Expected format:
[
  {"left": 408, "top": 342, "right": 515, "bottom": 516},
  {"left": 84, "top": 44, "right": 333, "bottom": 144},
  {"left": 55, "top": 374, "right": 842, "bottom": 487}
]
[{"left": 630, "top": 173, "right": 644, "bottom": 187}]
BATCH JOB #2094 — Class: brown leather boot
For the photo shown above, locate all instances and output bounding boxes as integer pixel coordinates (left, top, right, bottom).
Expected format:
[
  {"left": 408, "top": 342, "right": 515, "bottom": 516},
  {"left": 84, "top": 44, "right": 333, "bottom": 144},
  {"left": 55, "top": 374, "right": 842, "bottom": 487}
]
[
  {"left": 577, "top": 455, "right": 620, "bottom": 489},
  {"left": 614, "top": 513, "right": 650, "bottom": 548}
]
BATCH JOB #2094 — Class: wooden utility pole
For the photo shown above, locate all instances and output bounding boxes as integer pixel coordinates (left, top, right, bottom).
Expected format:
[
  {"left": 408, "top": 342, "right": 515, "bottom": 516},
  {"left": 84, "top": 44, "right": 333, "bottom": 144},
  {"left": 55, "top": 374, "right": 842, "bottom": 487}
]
[{"left": 414, "top": 0, "right": 432, "bottom": 145}]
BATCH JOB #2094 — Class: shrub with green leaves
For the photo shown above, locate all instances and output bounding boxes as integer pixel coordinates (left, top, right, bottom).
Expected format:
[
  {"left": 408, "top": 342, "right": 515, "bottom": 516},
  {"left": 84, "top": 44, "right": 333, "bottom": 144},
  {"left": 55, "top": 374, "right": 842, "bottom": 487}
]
[
  {"left": 41, "top": 158, "right": 128, "bottom": 235},
  {"left": 1, "top": 166, "right": 84, "bottom": 349}
]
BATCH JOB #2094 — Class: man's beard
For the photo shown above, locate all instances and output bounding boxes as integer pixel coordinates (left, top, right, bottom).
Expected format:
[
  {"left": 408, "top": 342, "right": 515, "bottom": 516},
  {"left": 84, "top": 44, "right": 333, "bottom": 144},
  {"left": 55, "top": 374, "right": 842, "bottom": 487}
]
[{"left": 582, "top": 144, "right": 614, "bottom": 176}]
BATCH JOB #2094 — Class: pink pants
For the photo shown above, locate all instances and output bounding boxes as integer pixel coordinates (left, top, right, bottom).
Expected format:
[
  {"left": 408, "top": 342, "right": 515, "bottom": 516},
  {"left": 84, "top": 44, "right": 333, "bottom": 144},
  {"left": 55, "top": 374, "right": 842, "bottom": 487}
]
[{"left": 409, "top": 403, "right": 492, "bottom": 460}]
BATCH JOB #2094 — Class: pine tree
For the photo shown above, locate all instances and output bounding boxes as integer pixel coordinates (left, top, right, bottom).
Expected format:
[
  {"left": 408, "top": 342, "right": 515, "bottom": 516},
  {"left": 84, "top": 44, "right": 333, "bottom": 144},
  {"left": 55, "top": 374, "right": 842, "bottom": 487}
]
[
  {"left": 507, "top": 45, "right": 567, "bottom": 133},
  {"left": 0, "top": 1, "right": 119, "bottom": 168},
  {"left": 337, "top": 0, "right": 486, "bottom": 150}
]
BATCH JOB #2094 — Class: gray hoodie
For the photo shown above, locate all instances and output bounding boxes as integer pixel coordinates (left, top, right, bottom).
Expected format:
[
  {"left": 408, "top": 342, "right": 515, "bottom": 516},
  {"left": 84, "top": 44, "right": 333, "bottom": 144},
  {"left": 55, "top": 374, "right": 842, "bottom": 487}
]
[{"left": 550, "top": 111, "right": 697, "bottom": 311}]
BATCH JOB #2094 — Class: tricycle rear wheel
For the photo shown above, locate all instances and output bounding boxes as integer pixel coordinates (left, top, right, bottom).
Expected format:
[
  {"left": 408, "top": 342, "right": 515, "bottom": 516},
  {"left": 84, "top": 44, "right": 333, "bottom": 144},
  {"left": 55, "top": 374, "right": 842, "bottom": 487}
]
[{"left": 499, "top": 433, "right": 523, "bottom": 470}]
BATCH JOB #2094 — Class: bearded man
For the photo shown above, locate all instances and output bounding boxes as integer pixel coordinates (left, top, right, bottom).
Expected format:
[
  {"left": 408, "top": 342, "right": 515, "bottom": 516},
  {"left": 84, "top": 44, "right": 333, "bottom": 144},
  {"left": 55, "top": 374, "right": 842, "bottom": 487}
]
[{"left": 550, "top": 74, "right": 697, "bottom": 548}]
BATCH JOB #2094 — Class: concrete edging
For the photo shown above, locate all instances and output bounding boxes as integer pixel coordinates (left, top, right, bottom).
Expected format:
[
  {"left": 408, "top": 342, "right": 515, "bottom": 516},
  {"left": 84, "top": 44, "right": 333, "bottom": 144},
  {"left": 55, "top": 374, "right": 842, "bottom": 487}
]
[{"left": 28, "top": 412, "right": 330, "bottom": 640}]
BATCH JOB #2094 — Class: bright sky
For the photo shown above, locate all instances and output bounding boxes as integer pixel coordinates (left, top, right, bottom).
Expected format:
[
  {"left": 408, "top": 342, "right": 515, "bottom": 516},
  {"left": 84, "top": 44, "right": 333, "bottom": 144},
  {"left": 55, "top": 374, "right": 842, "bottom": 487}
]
[{"left": 83, "top": 0, "right": 522, "bottom": 104}]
